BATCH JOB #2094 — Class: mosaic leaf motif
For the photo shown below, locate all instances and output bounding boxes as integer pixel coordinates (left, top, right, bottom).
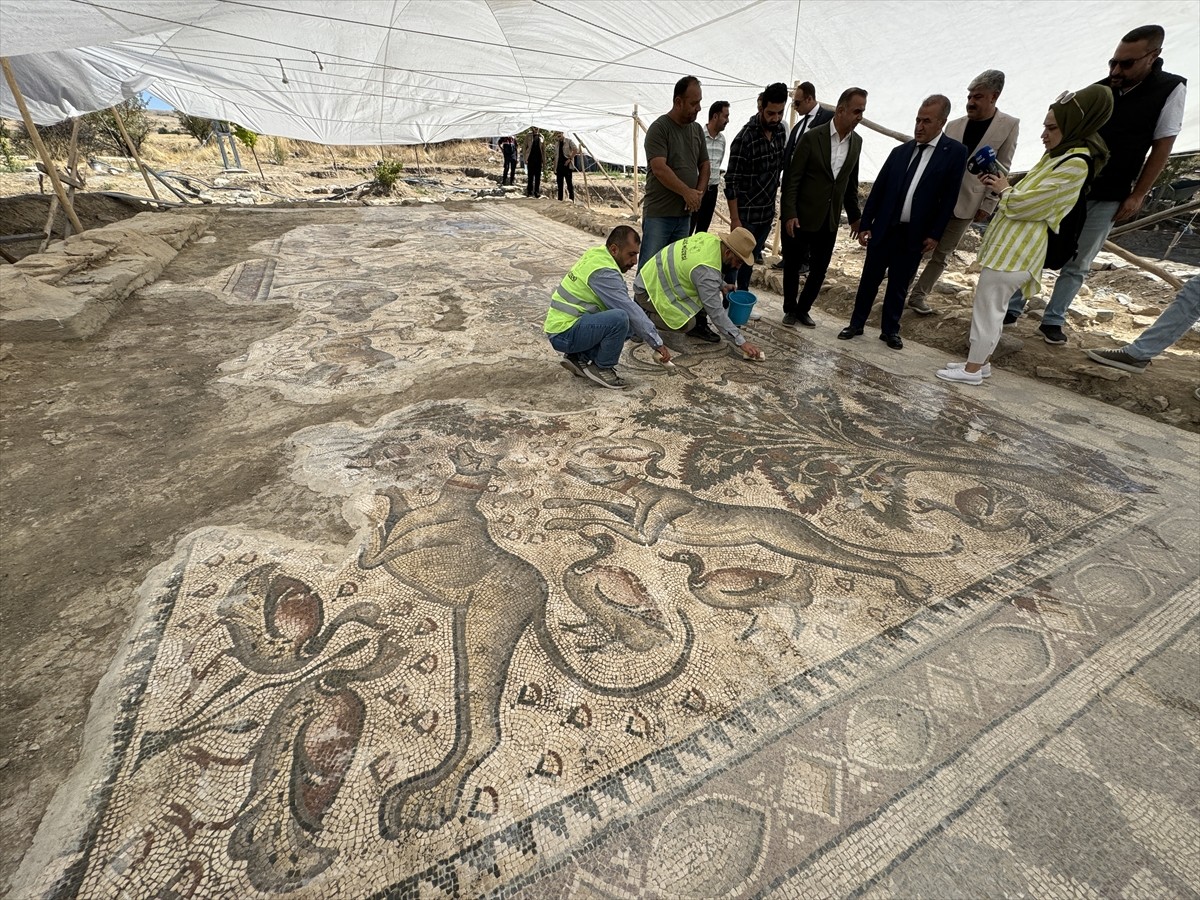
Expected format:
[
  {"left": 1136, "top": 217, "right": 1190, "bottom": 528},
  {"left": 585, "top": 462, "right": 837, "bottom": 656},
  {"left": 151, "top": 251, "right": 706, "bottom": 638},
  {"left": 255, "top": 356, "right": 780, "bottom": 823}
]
[
  {"left": 635, "top": 378, "right": 1148, "bottom": 532},
  {"left": 31, "top": 210, "right": 1182, "bottom": 900}
]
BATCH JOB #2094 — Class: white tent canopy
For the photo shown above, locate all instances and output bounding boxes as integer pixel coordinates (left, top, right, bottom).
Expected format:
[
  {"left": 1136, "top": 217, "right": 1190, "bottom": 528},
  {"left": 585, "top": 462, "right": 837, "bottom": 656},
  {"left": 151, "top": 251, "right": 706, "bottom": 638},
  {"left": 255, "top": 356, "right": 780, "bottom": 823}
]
[{"left": 2, "top": 0, "right": 1197, "bottom": 179}]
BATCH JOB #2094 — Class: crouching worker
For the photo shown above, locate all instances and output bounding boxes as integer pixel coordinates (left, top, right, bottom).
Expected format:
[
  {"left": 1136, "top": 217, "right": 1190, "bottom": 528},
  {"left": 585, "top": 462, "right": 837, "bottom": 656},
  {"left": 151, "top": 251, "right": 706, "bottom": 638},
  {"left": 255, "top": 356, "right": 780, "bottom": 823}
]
[
  {"left": 545, "top": 225, "right": 672, "bottom": 390},
  {"left": 633, "top": 227, "right": 765, "bottom": 360}
]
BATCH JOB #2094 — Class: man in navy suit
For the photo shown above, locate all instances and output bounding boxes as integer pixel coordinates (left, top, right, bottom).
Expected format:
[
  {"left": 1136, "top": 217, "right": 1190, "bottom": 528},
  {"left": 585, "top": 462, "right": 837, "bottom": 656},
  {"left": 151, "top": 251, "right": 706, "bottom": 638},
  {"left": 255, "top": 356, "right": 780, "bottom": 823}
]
[
  {"left": 838, "top": 95, "right": 967, "bottom": 349},
  {"left": 775, "top": 81, "right": 836, "bottom": 272}
]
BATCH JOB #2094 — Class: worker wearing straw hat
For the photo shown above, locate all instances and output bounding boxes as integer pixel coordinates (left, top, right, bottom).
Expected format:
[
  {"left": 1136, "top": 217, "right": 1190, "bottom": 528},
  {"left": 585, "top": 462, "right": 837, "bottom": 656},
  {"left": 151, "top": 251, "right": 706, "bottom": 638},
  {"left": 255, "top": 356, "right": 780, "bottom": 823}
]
[{"left": 633, "top": 228, "right": 765, "bottom": 360}]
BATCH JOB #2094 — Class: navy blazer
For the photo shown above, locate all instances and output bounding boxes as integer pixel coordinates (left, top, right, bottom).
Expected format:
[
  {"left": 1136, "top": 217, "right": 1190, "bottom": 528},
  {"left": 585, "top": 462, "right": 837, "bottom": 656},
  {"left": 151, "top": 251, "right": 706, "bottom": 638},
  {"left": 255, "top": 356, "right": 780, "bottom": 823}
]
[
  {"left": 860, "top": 133, "right": 967, "bottom": 252},
  {"left": 782, "top": 106, "right": 834, "bottom": 171}
]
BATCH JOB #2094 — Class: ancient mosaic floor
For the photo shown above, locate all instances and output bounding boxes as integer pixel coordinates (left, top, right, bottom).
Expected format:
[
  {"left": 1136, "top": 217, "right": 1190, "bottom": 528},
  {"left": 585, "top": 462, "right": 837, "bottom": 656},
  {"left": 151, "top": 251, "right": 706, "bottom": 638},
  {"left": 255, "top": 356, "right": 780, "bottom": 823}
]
[{"left": 15, "top": 205, "right": 1199, "bottom": 899}]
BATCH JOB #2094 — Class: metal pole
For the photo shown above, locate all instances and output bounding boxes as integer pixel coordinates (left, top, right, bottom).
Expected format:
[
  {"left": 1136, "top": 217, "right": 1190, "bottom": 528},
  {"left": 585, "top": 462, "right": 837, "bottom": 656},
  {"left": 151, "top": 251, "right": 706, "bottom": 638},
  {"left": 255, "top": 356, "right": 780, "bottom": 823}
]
[{"left": 1, "top": 56, "right": 85, "bottom": 235}]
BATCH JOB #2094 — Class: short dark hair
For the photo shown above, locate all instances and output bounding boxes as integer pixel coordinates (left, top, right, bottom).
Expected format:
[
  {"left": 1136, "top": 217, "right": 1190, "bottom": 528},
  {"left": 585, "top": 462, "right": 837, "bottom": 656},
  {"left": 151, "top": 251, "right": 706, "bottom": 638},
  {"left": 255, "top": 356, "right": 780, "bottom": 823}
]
[
  {"left": 674, "top": 75, "right": 700, "bottom": 99},
  {"left": 607, "top": 225, "right": 640, "bottom": 249},
  {"left": 799, "top": 81, "right": 816, "bottom": 99},
  {"left": 1122, "top": 24, "right": 1164, "bottom": 48},
  {"left": 922, "top": 94, "right": 952, "bottom": 120},
  {"left": 837, "top": 87, "right": 868, "bottom": 108},
  {"left": 708, "top": 100, "right": 729, "bottom": 120},
  {"left": 763, "top": 82, "right": 789, "bottom": 105}
]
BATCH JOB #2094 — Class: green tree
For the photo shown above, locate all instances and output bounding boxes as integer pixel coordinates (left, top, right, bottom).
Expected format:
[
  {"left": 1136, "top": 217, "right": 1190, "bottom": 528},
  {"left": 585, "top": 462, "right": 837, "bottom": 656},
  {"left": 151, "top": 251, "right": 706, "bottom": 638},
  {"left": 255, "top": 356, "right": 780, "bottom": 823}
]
[
  {"left": 176, "top": 112, "right": 214, "bottom": 143},
  {"left": 14, "top": 96, "right": 151, "bottom": 160}
]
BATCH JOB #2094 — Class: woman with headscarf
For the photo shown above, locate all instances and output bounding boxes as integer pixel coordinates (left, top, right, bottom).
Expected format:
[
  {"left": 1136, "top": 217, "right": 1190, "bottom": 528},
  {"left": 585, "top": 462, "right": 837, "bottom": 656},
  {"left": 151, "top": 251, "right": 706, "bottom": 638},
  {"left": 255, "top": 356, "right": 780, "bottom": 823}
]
[{"left": 936, "top": 85, "right": 1113, "bottom": 385}]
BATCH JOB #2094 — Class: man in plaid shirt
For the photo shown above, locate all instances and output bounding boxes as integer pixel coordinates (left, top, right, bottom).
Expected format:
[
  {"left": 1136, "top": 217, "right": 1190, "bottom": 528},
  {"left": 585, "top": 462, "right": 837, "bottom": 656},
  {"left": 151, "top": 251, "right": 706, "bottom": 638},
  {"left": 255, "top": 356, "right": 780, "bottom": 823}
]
[{"left": 724, "top": 81, "right": 788, "bottom": 291}]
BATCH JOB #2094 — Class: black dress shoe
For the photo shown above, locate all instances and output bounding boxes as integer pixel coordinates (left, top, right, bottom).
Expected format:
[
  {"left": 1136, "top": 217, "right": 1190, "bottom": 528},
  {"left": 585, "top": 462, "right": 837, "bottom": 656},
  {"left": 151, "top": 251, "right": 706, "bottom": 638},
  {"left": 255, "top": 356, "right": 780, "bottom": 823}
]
[
  {"left": 798, "top": 312, "right": 816, "bottom": 328},
  {"left": 837, "top": 326, "right": 863, "bottom": 340},
  {"left": 880, "top": 333, "right": 904, "bottom": 350}
]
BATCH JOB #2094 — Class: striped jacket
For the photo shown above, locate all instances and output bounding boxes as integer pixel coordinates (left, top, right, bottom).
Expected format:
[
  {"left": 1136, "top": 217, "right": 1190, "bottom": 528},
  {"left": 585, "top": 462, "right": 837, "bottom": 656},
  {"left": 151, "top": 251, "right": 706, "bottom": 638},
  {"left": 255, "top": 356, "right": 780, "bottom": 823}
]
[{"left": 978, "top": 150, "right": 1090, "bottom": 298}]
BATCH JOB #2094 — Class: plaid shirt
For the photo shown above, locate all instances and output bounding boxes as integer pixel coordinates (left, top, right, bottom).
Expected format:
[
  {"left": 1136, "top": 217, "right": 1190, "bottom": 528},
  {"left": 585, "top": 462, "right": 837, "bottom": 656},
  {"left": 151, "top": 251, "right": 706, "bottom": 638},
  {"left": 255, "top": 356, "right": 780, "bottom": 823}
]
[{"left": 723, "top": 114, "right": 786, "bottom": 225}]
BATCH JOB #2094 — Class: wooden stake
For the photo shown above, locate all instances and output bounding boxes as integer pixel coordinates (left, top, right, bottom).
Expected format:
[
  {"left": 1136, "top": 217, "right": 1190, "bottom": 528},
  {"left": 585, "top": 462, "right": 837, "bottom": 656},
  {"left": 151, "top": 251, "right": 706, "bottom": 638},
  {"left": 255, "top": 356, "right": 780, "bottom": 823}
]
[
  {"left": 819, "top": 101, "right": 909, "bottom": 143},
  {"left": 110, "top": 104, "right": 161, "bottom": 201},
  {"left": 63, "top": 117, "right": 81, "bottom": 238},
  {"left": 575, "top": 133, "right": 635, "bottom": 214},
  {"left": 632, "top": 104, "right": 640, "bottom": 214},
  {"left": 1108, "top": 198, "right": 1200, "bottom": 237},
  {"left": 571, "top": 133, "right": 593, "bottom": 210},
  {"left": 2, "top": 56, "right": 84, "bottom": 235},
  {"left": 39, "top": 196, "right": 59, "bottom": 252},
  {"left": 1100, "top": 240, "right": 1184, "bottom": 290}
]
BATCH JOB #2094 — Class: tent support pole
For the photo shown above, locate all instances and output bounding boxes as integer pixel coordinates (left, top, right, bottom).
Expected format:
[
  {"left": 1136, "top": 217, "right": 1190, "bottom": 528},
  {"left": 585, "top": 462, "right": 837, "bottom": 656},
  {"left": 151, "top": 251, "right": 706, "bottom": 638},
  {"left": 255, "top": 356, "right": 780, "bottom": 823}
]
[
  {"left": 632, "top": 105, "right": 640, "bottom": 214},
  {"left": 63, "top": 117, "right": 81, "bottom": 237},
  {"left": 1100, "top": 240, "right": 1184, "bottom": 290},
  {"left": 110, "top": 105, "right": 161, "bottom": 201},
  {"left": 2, "top": 56, "right": 85, "bottom": 236},
  {"left": 575, "top": 134, "right": 635, "bottom": 215}
]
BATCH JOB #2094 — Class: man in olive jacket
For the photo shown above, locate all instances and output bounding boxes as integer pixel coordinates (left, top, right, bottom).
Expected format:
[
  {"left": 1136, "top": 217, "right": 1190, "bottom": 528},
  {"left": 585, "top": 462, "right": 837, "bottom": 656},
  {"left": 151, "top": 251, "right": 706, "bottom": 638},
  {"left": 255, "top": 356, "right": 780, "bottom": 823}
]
[{"left": 779, "top": 87, "right": 866, "bottom": 328}]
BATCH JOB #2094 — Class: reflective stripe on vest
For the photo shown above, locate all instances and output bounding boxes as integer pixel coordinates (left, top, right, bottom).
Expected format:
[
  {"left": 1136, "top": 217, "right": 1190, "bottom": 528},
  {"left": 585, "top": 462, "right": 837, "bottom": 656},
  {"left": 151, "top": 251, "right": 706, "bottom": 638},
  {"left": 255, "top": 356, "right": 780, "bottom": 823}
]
[
  {"left": 544, "top": 246, "right": 619, "bottom": 334},
  {"left": 641, "top": 232, "right": 722, "bottom": 330}
]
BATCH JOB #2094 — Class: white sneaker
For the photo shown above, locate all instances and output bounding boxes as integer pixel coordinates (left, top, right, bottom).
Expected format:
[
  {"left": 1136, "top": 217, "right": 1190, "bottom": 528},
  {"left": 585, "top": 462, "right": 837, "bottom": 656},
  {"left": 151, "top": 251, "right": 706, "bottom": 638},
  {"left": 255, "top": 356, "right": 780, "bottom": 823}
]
[
  {"left": 749, "top": 310, "right": 763, "bottom": 321},
  {"left": 943, "top": 361, "right": 991, "bottom": 378},
  {"left": 936, "top": 366, "right": 984, "bottom": 385}
]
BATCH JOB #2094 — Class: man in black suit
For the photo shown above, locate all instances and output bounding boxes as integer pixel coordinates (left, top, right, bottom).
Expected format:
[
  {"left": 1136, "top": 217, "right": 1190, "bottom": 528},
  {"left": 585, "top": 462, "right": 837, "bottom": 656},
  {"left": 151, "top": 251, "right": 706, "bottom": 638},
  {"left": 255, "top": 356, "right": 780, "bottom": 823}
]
[
  {"left": 779, "top": 87, "right": 866, "bottom": 328},
  {"left": 775, "top": 81, "right": 835, "bottom": 272},
  {"left": 838, "top": 95, "right": 966, "bottom": 350}
]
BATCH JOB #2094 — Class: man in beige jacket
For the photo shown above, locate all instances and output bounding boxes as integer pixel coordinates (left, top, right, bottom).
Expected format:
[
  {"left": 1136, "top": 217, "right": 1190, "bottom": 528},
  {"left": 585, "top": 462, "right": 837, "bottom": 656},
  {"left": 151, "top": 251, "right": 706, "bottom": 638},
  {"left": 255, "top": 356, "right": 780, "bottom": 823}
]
[{"left": 906, "top": 70, "right": 1019, "bottom": 315}]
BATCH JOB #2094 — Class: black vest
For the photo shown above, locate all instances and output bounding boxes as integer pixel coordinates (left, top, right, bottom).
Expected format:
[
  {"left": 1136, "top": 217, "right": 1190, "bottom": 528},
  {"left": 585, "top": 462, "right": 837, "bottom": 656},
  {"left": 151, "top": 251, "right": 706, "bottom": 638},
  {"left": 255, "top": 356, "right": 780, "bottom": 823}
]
[{"left": 1090, "top": 61, "right": 1186, "bottom": 201}]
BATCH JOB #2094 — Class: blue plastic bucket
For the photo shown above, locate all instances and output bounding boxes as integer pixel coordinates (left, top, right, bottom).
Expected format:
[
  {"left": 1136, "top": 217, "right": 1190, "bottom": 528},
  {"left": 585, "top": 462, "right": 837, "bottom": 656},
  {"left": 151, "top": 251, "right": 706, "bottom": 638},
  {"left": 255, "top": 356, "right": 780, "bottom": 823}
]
[{"left": 727, "top": 290, "right": 757, "bottom": 326}]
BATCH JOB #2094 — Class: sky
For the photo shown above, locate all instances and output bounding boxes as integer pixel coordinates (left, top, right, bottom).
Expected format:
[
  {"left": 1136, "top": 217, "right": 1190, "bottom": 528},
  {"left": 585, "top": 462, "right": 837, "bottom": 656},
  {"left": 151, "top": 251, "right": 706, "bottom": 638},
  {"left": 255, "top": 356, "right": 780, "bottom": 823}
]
[{"left": 142, "top": 93, "right": 172, "bottom": 112}]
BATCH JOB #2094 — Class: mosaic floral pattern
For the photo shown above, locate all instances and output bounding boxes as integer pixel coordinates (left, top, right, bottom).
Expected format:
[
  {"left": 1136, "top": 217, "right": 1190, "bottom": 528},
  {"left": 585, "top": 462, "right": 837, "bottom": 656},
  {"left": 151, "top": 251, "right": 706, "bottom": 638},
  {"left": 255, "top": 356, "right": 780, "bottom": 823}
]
[{"left": 20, "top": 206, "right": 1196, "bottom": 900}]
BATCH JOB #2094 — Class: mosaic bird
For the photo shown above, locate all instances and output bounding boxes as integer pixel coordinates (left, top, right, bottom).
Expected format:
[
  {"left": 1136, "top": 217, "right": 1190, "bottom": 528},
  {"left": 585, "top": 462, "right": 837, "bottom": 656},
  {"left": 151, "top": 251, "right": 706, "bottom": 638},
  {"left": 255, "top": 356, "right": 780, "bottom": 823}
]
[
  {"left": 560, "top": 533, "right": 672, "bottom": 653},
  {"left": 219, "top": 564, "right": 383, "bottom": 674},
  {"left": 662, "top": 550, "right": 813, "bottom": 639}
]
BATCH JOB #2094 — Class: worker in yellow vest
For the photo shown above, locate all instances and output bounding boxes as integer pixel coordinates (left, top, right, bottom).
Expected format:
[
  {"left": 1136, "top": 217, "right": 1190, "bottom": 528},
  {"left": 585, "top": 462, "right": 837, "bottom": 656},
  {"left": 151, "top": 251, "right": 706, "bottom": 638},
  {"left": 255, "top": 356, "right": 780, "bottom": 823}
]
[
  {"left": 544, "top": 225, "right": 672, "bottom": 390},
  {"left": 633, "top": 228, "right": 764, "bottom": 359}
]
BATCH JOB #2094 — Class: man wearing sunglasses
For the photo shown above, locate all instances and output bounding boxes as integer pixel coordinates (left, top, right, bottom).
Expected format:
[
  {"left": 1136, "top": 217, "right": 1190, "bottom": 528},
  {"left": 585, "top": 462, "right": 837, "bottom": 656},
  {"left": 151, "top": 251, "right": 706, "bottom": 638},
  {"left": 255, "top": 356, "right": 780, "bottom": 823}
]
[{"left": 1005, "top": 24, "right": 1187, "bottom": 345}]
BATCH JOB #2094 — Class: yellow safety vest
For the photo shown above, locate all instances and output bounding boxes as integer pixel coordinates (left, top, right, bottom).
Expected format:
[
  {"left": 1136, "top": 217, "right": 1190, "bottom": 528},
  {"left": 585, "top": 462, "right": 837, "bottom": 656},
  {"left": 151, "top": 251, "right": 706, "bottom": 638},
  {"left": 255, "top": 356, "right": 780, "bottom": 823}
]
[
  {"left": 544, "top": 246, "right": 620, "bottom": 334},
  {"left": 639, "top": 232, "right": 722, "bottom": 329}
]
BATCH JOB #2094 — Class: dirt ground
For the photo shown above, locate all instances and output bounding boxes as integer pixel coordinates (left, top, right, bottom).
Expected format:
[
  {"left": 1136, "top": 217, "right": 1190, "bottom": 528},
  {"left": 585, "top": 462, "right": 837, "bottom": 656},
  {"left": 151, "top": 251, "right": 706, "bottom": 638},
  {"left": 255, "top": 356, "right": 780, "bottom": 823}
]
[
  {"left": 5, "top": 122, "right": 1194, "bottom": 431},
  {"left": 0, "top": 124, "right": 1197, "bottom": 891}
]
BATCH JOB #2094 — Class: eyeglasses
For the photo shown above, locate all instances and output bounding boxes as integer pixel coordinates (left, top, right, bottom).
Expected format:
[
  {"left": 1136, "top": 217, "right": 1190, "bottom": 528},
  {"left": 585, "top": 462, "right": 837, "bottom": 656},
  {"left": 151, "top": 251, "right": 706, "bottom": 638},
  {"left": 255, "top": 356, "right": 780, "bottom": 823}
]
[
  {"left": 1109, "top": 49, "right": 1157, "bottom": 70},
  {"left": 1054, "top": 90, "right": 1084, "bottom": 114}
]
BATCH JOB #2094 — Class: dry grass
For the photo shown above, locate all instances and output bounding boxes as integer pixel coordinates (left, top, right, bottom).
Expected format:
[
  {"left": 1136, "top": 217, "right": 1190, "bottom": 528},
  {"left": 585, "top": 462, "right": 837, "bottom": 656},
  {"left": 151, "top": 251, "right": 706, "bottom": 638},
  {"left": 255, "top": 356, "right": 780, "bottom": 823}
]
[{"left": 135, "top": 130, "right": 493, "bottom": 172}]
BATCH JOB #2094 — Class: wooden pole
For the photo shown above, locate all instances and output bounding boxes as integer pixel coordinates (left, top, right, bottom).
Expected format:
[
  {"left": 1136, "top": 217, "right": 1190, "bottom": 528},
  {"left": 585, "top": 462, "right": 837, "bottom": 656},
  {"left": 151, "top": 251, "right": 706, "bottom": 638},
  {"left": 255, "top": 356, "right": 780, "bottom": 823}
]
[
  {"left": 632, "top": 104, "right": 640, "bottom": 214},
  {"left": 575, "top": 134, "right": 635, "bottom": 214},
  {"left": 1100, "top": 240, "right": 1185, "bottom": 290},
  {"left": 571, "top": 133, "right": 597, "bottom": 210},
  {"left": 63, "top": 117, "right": 82, "bottom": 238},
  {"left": 2, "top": 57, "right": 85, "bottom": 235},
  {"left": 1108, "top": 198, "right": 1200, "bottom": 237},
  {"left": 818, "top": 101, "right": 910, "bottom": 143},
  {"left": 110, "top": 104, "right": 161, "bottom": 201},
  {"left": 39, "top": 196, "right": 59, "bottom": 252}
]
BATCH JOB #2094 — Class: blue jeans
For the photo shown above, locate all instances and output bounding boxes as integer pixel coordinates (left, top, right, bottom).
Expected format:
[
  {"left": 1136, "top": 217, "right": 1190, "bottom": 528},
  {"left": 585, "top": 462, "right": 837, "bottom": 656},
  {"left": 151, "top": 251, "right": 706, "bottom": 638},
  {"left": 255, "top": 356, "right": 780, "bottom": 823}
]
[
  {"left": 639, "top": 215, "right": 692, "bottom": 270},
  {"left": 1126, "top": 274, "right": 1200, "bottom": 360},
  {"left": 547, "top": 308, "right": 630, "bottom": 369},
  {"left": 1007, "top": 200, "right": 1120, "bottom": 327}
]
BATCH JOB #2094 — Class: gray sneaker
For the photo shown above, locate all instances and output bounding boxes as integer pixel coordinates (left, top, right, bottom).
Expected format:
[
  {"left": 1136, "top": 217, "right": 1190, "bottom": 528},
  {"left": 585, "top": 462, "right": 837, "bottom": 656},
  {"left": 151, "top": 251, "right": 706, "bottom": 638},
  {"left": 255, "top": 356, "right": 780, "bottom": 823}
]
[
  {"left": 907, "top": 296, "right": 934, "bottom": 316},
  {"left": 560, "top": 353, "right": 586, "bottom": 377},
  {"left": 583, "top": 362, "right": 629, "bottom": 390},
  {"left": 1084, "top": 347, "right": 1148, "bottom": 373}
]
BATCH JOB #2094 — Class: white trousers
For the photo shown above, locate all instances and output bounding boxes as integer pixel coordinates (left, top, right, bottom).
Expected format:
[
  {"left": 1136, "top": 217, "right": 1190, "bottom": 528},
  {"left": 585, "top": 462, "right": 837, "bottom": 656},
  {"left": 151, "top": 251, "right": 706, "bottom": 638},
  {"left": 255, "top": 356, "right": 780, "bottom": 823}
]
[{"left": 969, "top": 268, "right": 1030, "bottom": 365}]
